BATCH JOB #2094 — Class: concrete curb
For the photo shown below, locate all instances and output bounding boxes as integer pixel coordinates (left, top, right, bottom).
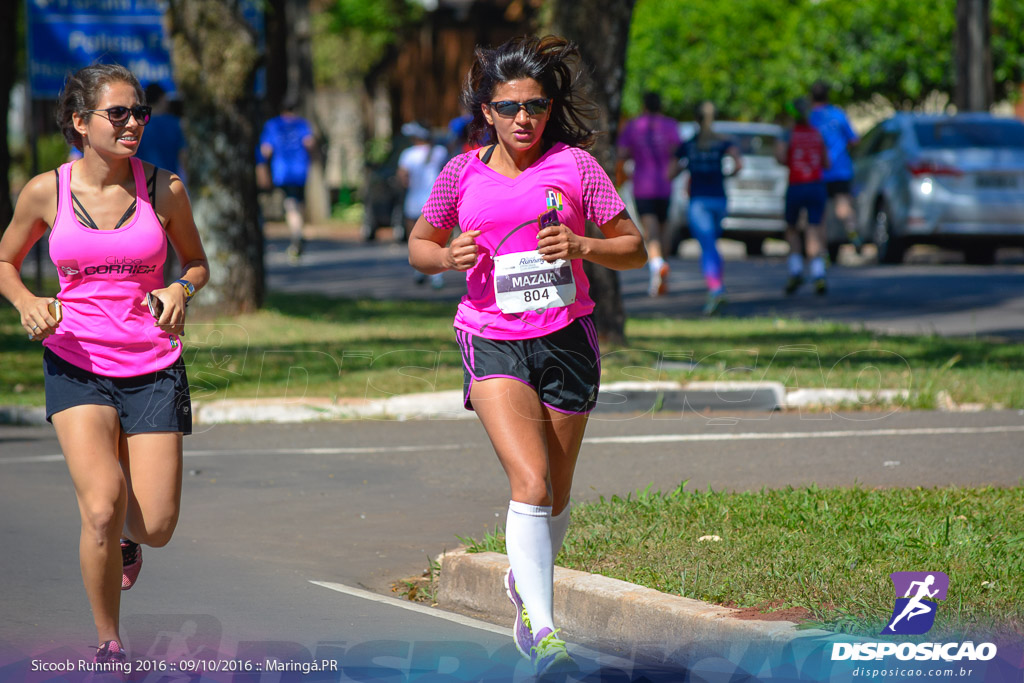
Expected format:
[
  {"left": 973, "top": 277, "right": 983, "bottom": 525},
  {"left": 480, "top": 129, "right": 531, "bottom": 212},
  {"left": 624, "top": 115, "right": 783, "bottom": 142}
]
[
  {"left": 0, "top": 382, "right": 916, "bottom": 426},
  {"left": 0, "top": 405, "right": 48, "bottom": 426},
  {"left": 436, "top": 549, "right": 840, "bottom": 667},
  {"left": 192, "top": 390, "right": 473, "bottom": 424}
]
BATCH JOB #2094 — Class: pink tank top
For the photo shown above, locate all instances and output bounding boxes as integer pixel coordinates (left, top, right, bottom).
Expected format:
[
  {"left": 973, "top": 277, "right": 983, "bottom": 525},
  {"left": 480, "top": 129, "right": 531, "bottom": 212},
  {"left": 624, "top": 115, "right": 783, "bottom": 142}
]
[{"left": 44, "top": 158, "right": 183, "bottom": 377}]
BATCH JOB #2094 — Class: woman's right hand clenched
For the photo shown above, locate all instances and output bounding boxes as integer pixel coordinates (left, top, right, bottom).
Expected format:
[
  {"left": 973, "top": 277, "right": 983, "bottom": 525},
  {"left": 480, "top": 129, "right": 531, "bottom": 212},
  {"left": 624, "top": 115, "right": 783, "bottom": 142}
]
[{"left": 444, "top": 230, "right": 481, "bottom": 271}]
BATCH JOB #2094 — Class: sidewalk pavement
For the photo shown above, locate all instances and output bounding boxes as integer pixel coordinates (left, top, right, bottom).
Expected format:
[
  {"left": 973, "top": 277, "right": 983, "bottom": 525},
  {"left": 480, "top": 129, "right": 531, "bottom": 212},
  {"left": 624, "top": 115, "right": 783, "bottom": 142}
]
[{"left": 0, "top": 381, "right": 916, "bottom": 426}]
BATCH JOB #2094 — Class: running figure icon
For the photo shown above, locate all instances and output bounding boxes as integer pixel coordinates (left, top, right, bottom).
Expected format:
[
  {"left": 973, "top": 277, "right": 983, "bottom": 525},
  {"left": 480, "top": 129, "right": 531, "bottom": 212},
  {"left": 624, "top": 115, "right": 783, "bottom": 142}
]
[
  {"left": 886, "top": 575, "right": 938, "bottom": 631},
  {"left": 882, "top": 571, "right": 949, "bottom": 635}
]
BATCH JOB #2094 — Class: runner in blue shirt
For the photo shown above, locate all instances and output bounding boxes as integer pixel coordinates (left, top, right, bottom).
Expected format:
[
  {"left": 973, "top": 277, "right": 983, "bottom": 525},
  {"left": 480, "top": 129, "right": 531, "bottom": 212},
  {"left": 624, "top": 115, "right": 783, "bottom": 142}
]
[
  {"left": 674, "top": 101, "right": 741, "bottom": 315},
  {"left": 260, "top": 98, "right": 315, "bottom": 261},
  {"left": 808, "top": 81, "right": 860, "bottom": 249}
]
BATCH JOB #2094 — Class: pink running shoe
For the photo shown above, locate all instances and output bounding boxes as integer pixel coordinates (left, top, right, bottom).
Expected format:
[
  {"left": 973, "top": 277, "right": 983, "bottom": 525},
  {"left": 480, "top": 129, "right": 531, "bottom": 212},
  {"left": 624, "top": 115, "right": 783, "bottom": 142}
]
[
  {"left": 93, "top": 639, "right": 127, "bottom": 665},
  {"left": 121, "top": 539, "right": 142, "bottom": 591}
]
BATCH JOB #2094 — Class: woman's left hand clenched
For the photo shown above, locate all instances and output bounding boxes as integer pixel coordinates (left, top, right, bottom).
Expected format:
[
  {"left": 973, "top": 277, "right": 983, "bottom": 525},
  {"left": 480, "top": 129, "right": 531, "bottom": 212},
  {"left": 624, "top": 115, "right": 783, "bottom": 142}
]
[{"left": 536, "top": 224, "right": 584, "bottom": 262}]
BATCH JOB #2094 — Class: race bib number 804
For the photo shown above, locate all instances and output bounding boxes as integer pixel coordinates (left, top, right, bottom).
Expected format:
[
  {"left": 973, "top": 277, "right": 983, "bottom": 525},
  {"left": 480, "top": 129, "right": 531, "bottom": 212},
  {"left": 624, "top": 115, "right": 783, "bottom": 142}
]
[{"left": 493, "top": 250, "right": 576, "bottom": 314}]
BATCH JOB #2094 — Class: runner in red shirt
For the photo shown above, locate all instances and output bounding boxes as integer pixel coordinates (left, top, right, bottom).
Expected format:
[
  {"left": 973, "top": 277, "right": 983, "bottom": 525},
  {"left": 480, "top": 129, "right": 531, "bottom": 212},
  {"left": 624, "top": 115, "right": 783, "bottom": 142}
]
[{"left": 776, "top": 97, "right": 830, "bottom": 294}]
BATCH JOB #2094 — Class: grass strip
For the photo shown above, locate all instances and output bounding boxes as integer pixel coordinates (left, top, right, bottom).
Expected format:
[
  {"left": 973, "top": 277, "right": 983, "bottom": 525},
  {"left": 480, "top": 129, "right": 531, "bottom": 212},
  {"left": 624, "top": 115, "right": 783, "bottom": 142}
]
[
  {"left": 2, "top": 291, "right": 1023, "bottom": 409},
  {"left": 460, "top": 483, "right": 1024, "bottom": 640}
]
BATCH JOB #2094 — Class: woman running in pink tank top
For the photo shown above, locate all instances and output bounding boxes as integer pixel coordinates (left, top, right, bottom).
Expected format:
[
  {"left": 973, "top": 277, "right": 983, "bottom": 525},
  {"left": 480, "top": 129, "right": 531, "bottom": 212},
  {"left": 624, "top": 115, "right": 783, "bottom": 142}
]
[
  {"left": 0, "top": 64, "right": 209, "bottom": 667},
  {"left": 409, "top": 35, "right": 646, "bottom": 676}
]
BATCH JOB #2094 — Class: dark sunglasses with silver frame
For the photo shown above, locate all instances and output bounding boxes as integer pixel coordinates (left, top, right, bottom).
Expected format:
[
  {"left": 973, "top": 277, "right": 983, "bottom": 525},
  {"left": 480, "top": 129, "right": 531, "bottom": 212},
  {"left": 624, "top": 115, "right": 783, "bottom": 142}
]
[
  {"left": 488, "top": 98, "right": 551, "bottom": 118},
  {"left": 83, "top": 105, "right": 152, "bottom": 127}
]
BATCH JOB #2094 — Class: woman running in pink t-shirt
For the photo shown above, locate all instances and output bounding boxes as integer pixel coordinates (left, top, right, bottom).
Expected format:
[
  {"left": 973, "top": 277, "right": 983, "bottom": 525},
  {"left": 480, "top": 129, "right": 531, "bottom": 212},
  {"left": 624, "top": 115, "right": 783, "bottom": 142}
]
[
  {"left": 409, "top": 35, "right": 646, "bottom": 675},
  {"left": 0, "top": 64, "right": 209, "bottom": 666}
]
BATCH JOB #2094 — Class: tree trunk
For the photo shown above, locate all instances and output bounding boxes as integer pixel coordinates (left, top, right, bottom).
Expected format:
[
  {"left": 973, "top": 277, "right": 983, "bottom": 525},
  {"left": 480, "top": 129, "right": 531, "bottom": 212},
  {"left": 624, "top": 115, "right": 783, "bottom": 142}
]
[
  {"left": 955, "top": 0, "right": 993, "bottom": 112},
  {"left": 166, "top": 1, "right": 264, "bottom": 313},
  {"left": 548, "top": 0, "right": 636, "bottom": 346},
  {"left": 0, "top": 0, "right": 18, "bottom": 229}
]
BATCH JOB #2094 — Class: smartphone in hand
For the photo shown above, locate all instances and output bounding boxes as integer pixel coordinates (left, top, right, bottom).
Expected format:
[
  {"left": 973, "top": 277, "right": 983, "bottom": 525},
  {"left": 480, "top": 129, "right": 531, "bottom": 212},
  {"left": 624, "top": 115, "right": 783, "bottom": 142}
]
[
  {"left": 538, "top": 208, "right": 559, "bottom": 229},
  {"left": 47, "top": 299, "right": 62, "bottom": 325},
  {"left": 146, "top": 292, "right": 164, "bottom": 319}
]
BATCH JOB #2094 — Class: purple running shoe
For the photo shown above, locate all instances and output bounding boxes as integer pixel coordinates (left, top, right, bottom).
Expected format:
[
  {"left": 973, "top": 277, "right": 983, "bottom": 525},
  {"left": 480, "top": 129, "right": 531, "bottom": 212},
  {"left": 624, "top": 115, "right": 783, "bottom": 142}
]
[{"left": 504, "top": 568, "right": 533, "bottom": 659}]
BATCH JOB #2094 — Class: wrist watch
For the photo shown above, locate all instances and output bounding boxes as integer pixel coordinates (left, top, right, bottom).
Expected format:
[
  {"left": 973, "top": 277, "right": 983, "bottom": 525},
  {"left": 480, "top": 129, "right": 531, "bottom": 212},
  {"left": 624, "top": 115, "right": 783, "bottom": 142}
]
[{"left": 175, "top": 278, "right": 196, "bottom": 304}]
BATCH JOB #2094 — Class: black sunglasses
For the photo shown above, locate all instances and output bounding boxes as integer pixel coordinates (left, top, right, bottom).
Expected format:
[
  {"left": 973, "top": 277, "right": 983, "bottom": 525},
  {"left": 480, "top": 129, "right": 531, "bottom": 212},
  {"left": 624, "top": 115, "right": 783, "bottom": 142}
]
[
  {"left": 488, "top": 98, "right": 551, "bottom": 118},
  {"left": 83, "top": 105, "right": 152, "bottom": 127}
]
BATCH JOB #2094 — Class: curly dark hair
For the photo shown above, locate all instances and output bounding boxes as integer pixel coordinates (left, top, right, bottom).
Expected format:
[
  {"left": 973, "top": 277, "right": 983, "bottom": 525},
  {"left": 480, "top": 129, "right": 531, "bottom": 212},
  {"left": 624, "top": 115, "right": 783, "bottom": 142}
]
[
  {"left": 56, "top": 63, "right": 144, "bottom": 152},
  {"left": 461, "top": 35, "right": 598, "bottom": 150}
]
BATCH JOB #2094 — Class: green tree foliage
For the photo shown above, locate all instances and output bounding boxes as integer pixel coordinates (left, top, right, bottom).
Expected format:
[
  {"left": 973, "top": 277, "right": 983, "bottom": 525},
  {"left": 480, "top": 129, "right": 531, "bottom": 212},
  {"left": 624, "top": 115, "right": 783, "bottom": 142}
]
[
  {"left": 313, "top": 0, "right": 422, "bottom": 89},
  {"left": 623, "top": 0, "right": 1024, "bottom": 122},
  {"left": 991, "top": 0, "right": 1024, "bottom": 95}
]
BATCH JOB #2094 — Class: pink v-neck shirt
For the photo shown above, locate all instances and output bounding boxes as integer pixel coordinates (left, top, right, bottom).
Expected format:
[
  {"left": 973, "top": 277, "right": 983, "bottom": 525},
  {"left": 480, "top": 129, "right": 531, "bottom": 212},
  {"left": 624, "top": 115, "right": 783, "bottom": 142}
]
[
  {"left": 44, "top": 158, "right": 182, "bottom": 377},
  {"left": 422, "top": 142, "right": 625, "bottom": 340}
]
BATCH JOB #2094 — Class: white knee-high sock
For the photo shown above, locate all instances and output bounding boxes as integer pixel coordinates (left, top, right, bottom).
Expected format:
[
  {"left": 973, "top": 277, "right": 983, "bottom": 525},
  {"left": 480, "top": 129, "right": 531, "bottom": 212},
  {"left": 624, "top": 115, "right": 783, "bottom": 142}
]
[
  {"left": 549, "top": 505, "right": 571, "bottom": 559},
  {"left": 506, "top": 500, "right": 555, "bottom": 635}
]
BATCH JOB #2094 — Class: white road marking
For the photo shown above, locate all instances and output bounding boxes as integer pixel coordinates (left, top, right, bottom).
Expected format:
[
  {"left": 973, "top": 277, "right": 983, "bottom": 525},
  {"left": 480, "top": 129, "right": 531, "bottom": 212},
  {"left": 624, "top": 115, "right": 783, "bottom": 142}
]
[
  {"left": 309, "top": 580, "right": 508, "bottom": 636},
  {"left": 0, "top": 444, "right": 462, "bottom": 465},
  {"left": 583, "top": 424, "right": 1024, "bottom": 444},
  {"left": 183, "top": 444, "right": 464, "bottom": 458},
  {"left": 1, "top": 454, "right": 66, "bottom": 464},
  {"left": 4, "top": 424, "right": 1022, "bottom": 465}
]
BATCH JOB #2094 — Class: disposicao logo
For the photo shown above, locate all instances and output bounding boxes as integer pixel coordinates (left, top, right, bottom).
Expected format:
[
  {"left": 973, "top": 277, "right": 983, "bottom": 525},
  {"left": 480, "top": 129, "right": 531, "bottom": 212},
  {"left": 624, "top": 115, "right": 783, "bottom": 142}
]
[
  {"left": 830, "top": 571, "right": 998, "bottom": 663},
  {"left": 883, "top": 571, "right": 948, "bottom": 635}
]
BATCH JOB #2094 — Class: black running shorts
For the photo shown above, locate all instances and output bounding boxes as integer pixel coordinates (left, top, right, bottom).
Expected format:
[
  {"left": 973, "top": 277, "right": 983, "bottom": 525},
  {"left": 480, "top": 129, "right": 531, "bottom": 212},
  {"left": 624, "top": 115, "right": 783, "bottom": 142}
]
[
  {"left": 456, "top": 316, "right": 601, "bottom": 415},
  {"left": 281, "top": 184, "right": 306, "bottom": 202},
  {"left": 634, "top": 197, "right": 670, "bottom": 223},
  {"left": 825, "top": 179, "right": 852, "bottom": 197},
  {"left": 44, "top": 349, "right": 193, "bottom": 435}
]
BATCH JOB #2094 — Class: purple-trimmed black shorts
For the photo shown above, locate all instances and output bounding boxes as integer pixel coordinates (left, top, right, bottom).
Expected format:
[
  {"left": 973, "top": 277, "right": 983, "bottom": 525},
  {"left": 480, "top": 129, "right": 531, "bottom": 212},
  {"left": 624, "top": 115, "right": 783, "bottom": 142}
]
[{"left": 455, "top": 315, "right": 601, "bottom": 415}]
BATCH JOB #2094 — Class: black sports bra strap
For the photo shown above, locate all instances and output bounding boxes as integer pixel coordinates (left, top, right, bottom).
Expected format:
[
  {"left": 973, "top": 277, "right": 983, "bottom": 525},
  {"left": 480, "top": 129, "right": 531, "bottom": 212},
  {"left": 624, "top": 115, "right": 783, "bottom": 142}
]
[
  {"left": 112, "top": 201, "right": 138, "bottom": 230},
  {"left": 481, "top": 144, "right": 497, "bottom": 164},
  {"left": 147, "top": 165, "right": 158, "bottom": 203},
  {"left": 69, "top": 165, "right": 152, "bottom": 230},
  {"left": 71, "top": 192, "right": 101, "bottom": 230}
]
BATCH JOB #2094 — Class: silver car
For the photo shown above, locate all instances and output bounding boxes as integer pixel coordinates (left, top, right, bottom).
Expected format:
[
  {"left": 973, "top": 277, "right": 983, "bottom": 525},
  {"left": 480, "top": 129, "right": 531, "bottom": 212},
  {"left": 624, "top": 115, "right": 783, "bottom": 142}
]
[
  {"left": 621, "top": 121, "right": 787, "bottom": 256},
  {"left": 849, "top": 113, "right": 1024, "bottom": 264}
]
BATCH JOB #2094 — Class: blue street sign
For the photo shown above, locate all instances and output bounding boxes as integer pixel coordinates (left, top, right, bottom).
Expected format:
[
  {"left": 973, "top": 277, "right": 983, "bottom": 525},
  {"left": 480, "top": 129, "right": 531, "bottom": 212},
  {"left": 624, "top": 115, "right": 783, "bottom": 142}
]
[{"left": 26, "top": 0, "right": 264, "bottom": 99}]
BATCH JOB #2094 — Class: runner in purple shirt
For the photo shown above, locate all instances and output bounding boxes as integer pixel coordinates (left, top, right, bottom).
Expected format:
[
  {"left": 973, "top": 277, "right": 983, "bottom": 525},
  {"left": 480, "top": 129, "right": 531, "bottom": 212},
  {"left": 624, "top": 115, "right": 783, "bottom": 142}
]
[{"left": 617, "top": 92, "right": 680, "bottom": 296}]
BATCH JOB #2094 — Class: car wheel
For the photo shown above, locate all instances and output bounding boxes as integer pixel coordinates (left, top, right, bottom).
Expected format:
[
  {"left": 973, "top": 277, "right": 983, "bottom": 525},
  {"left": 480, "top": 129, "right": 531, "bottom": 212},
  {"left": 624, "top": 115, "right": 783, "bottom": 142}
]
[
  {"left": 963, "top": 246, "right": 996, "bottom": 265},
  {"left": 742, "top": 238, "right": 764, "bottom": 257},
  {"left": 873, "top": 202, "right": 906, "bottom": 264}
]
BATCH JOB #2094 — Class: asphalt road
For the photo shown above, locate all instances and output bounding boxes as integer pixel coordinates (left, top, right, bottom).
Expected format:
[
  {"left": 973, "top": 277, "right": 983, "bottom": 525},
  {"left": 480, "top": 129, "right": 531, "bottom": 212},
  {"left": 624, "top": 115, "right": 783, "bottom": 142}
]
[{"left": 2, "top": 409, "right": 1022, "bottom": 679}]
